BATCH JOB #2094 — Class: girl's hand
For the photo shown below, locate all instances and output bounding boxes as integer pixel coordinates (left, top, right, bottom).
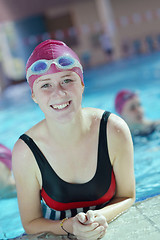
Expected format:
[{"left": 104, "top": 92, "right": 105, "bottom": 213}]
[{"left": 72, "top": 211, "right": 108, "bottom": 240}]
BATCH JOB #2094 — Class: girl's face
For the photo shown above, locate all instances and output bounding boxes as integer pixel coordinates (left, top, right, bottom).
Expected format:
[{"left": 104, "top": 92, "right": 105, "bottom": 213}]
[
  {"left": 121, "top": 96, "right": 144, "bottom": 125},
  {"left": 32, "top": 71, "right": 84, "bottom": 123}
]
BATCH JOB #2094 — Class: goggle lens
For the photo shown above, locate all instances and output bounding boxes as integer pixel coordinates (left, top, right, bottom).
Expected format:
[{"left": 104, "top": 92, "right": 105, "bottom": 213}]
[
  {"left": 58, "top": 57, "right": 74, "bottom": 67},
  {"left": 32, "top": 62, "right": 48, "bottom": 72}
]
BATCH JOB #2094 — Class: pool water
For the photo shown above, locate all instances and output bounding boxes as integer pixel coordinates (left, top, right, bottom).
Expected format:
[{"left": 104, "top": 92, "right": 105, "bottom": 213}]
[{"left": 0, "top": 52, "right": 160, "bottom": 239}]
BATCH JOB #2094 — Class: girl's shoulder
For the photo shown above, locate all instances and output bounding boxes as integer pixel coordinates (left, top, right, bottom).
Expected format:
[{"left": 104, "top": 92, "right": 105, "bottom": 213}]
[
  {"left": 83, "top": 107, "right": 106, "bottom": 120},
  {"left": 12, "top": 119, "right": 45, "bottom": 160},
  {"left": 83, "top": 108, "right": 127, "bottom": 128},
  {"left": 107, "top": 113, "right": 133, "bottom": 153},
  {"left": 83, "top": 107, "right": 128, "bottom": 128},
  {"left": 25, "top": 119, "right": 45, "bottom": 137}
]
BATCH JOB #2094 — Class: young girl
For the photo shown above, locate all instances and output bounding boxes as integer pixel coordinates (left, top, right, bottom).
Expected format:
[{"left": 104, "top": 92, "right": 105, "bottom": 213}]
[
  {"left": 0, "top": 143, "right": 15, "bottom": 198},
  {"left": 115, "top": 89, "right": 160, "bottom": 136},
  {"left": 12, "top": 40, "right": 135, "bottom": 240}
]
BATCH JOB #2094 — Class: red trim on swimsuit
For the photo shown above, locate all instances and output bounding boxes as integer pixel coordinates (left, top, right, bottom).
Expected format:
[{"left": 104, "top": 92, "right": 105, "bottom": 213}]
[{"left": 41, "top": 171, "right": 116, "bottom": 211}]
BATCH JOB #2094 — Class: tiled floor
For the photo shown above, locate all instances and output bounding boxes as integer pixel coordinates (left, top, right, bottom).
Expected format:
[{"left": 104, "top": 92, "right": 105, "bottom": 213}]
[
  {"left": 13, "top": 195, "right": 160, "bottom": 240},
  {"left": 105, "top": 195, "right": 160, "bottom": 240}
]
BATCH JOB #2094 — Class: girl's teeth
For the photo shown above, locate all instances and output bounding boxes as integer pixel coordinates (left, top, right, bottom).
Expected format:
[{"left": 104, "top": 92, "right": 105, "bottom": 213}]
[{"left": 52, "top": 102, "right": 69, "bottom": 109}]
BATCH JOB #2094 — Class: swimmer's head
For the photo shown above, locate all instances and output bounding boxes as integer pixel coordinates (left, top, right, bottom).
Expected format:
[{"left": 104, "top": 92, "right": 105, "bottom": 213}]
[
  {"left": 115, "top": 90, "right": 136, "bottom": 115},
  {"left": 26, "top": 39, "right": 84, "bottom": 90}
]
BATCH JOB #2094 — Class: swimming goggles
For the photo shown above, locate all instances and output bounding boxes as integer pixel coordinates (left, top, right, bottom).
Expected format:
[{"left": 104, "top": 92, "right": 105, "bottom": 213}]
[{"left": 26, "top": 55, "right": 83, "bottom": 79}]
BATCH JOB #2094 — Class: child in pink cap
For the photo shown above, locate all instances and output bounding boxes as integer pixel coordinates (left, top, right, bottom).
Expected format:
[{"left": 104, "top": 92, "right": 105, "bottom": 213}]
[
  {"left": 12, "top": 40, "right": 135, "bottom": 239},
  {"left": 115, "top": 89, "right": 160, "bottom": 136},
  {"left": 0, "top": 144, "right": 16, "bottom": 198}
]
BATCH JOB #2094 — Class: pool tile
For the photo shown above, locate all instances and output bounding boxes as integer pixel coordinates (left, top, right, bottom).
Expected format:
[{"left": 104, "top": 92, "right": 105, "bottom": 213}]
[
  {"left": 136, "top": 196, "right": 160, "bottom": 217},
  {"left": 150, "top": 215, "right": 160, "bottom": 229}
]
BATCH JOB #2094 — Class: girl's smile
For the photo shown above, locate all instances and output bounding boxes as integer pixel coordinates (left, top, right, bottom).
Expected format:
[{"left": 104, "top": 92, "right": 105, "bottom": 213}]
[{"left": 50, "top": 100, "right": 71, "bottom": 110}]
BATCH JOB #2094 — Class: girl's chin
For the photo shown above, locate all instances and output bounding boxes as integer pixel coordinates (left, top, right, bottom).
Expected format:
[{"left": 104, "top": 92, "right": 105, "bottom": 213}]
[{"left": 52, "top": 111, "right": 76, "bottom": 124}]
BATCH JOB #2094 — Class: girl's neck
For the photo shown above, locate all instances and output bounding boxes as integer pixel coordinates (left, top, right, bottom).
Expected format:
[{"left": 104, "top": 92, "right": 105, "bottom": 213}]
[{"left": 44, "top": 109, "right": 88, "bottom": 146}]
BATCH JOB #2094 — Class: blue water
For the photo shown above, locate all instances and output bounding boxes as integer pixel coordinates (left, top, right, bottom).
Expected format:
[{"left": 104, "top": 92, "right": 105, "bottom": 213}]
[{"left": 0, "top": 52, "right": 160, "bottom": 238}]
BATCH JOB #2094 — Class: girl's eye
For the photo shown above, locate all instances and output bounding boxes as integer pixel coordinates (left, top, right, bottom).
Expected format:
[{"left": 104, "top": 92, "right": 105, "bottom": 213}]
[
  {"left": 62, "top": 79, "right": 73, "bottom": 84},
  {"left": 41, "top": 83, "right": 51, "bottom": 88},
  {"left": 130, "top": 105, "right": 136, "bottom": 111}
]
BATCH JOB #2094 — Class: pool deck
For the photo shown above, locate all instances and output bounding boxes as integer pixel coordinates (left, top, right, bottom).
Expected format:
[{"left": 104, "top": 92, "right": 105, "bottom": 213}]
[
  {"left": 13, "top": 195, "right": 160, "bottom": 240},
  {"left": 105, "top": 194, "right": 160, "bottom": 240}
]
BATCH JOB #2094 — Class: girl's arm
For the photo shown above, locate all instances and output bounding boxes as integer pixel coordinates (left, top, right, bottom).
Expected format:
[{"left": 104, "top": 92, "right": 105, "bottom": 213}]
[
  {"left": 12, "top": 139, "right": 105, "bottom": 239},
  {"left": 12, "top": 139, "right": 67, "bottom": 235},
  {"left": 95, "top": 114, "right": 135, "bottom": 222},
  {"left": 65, "top": 113, "right": 135, "bottom": 239}
]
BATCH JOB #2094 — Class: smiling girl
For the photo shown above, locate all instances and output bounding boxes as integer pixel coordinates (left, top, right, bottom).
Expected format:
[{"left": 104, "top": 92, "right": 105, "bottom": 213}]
[{"left": 12, "top": 40, "right": 135, "bottom": 240}]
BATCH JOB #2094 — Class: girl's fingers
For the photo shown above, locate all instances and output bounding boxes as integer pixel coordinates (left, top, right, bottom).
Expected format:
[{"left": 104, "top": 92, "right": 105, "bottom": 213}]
[
  {"left": 86, "top": 210, "right": 95, "bottom": 223},
  {"left": 76, "top": 212, "right": 87, "bottom": 223},
  {"left": 74, "top": 211, "right": 108, "bottom": 240},
  {"left": 94, "top": 215, "right": 108, "bottom": 228},
  {"left": 78, "top": 225, "right": 106, "bottom": 240},
  {"left": 84, "top": 222, "right": 99, "bottom": 231},
  {"left": 77, "top": 211, "right": 95, "bottom": 225},
  {"left": 98, "top": 228, "right": 107, "bottom": 239}
]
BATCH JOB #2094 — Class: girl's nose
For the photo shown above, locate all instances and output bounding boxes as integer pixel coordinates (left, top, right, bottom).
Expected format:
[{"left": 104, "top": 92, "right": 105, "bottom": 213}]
[
  {"left": 137, "top": 105, "right": 143, "bottom": 112},
  {"left": 53, "top": 84, "right": 66, "bottom": 97}
]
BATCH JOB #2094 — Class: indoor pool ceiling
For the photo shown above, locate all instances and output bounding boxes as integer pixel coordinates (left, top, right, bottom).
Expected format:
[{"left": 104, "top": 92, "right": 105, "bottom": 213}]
[{"left": 0, "top": 0, "right": 87, "bottom": 22}]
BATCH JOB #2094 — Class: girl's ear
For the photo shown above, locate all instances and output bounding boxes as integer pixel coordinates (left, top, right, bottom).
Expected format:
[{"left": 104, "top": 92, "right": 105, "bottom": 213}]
[{"left": 32, "top": 92, "right": 38, "bottom": 103}]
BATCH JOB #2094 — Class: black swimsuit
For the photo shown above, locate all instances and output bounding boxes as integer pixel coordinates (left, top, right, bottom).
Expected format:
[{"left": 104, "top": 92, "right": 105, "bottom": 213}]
[{"left": 20, "top": 111, "right": 116, "bottom": 220}]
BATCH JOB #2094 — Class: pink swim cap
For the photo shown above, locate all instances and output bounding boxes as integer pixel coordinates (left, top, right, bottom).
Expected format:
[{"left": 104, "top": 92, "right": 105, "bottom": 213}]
[
  {"left": 26, "top": 39, "right": 84, "bottom": 90},
  {"left": 115, "top": 90, "right": 136, "bottom": 114},
  {"left": 0, "top": 144, "right": 12, "bottom": 171}
]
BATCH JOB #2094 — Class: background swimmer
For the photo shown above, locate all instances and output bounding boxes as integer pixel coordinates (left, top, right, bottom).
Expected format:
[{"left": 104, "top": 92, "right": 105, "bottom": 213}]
[
  {"left": 115, "top": 89, "right": 160, "bottom": 136},
  {"left": 0, "top": 144, "right": 16, "bottom": 198}
]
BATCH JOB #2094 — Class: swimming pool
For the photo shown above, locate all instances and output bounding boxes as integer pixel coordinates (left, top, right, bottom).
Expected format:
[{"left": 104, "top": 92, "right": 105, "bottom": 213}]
[{"left": 0, "top": 52, "right": 160, "bottom": 239}]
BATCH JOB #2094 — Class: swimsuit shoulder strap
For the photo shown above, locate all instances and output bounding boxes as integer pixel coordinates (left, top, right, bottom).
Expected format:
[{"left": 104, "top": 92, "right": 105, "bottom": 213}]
[
  {"left": 97, "top": 111, "right": 111, "bottom": 171},
  {"left": 19, "top": 134, "right": 47, "bottom": 170},
  {"left": 99, "top": 111, "right": 111, "bottom": 149}
]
